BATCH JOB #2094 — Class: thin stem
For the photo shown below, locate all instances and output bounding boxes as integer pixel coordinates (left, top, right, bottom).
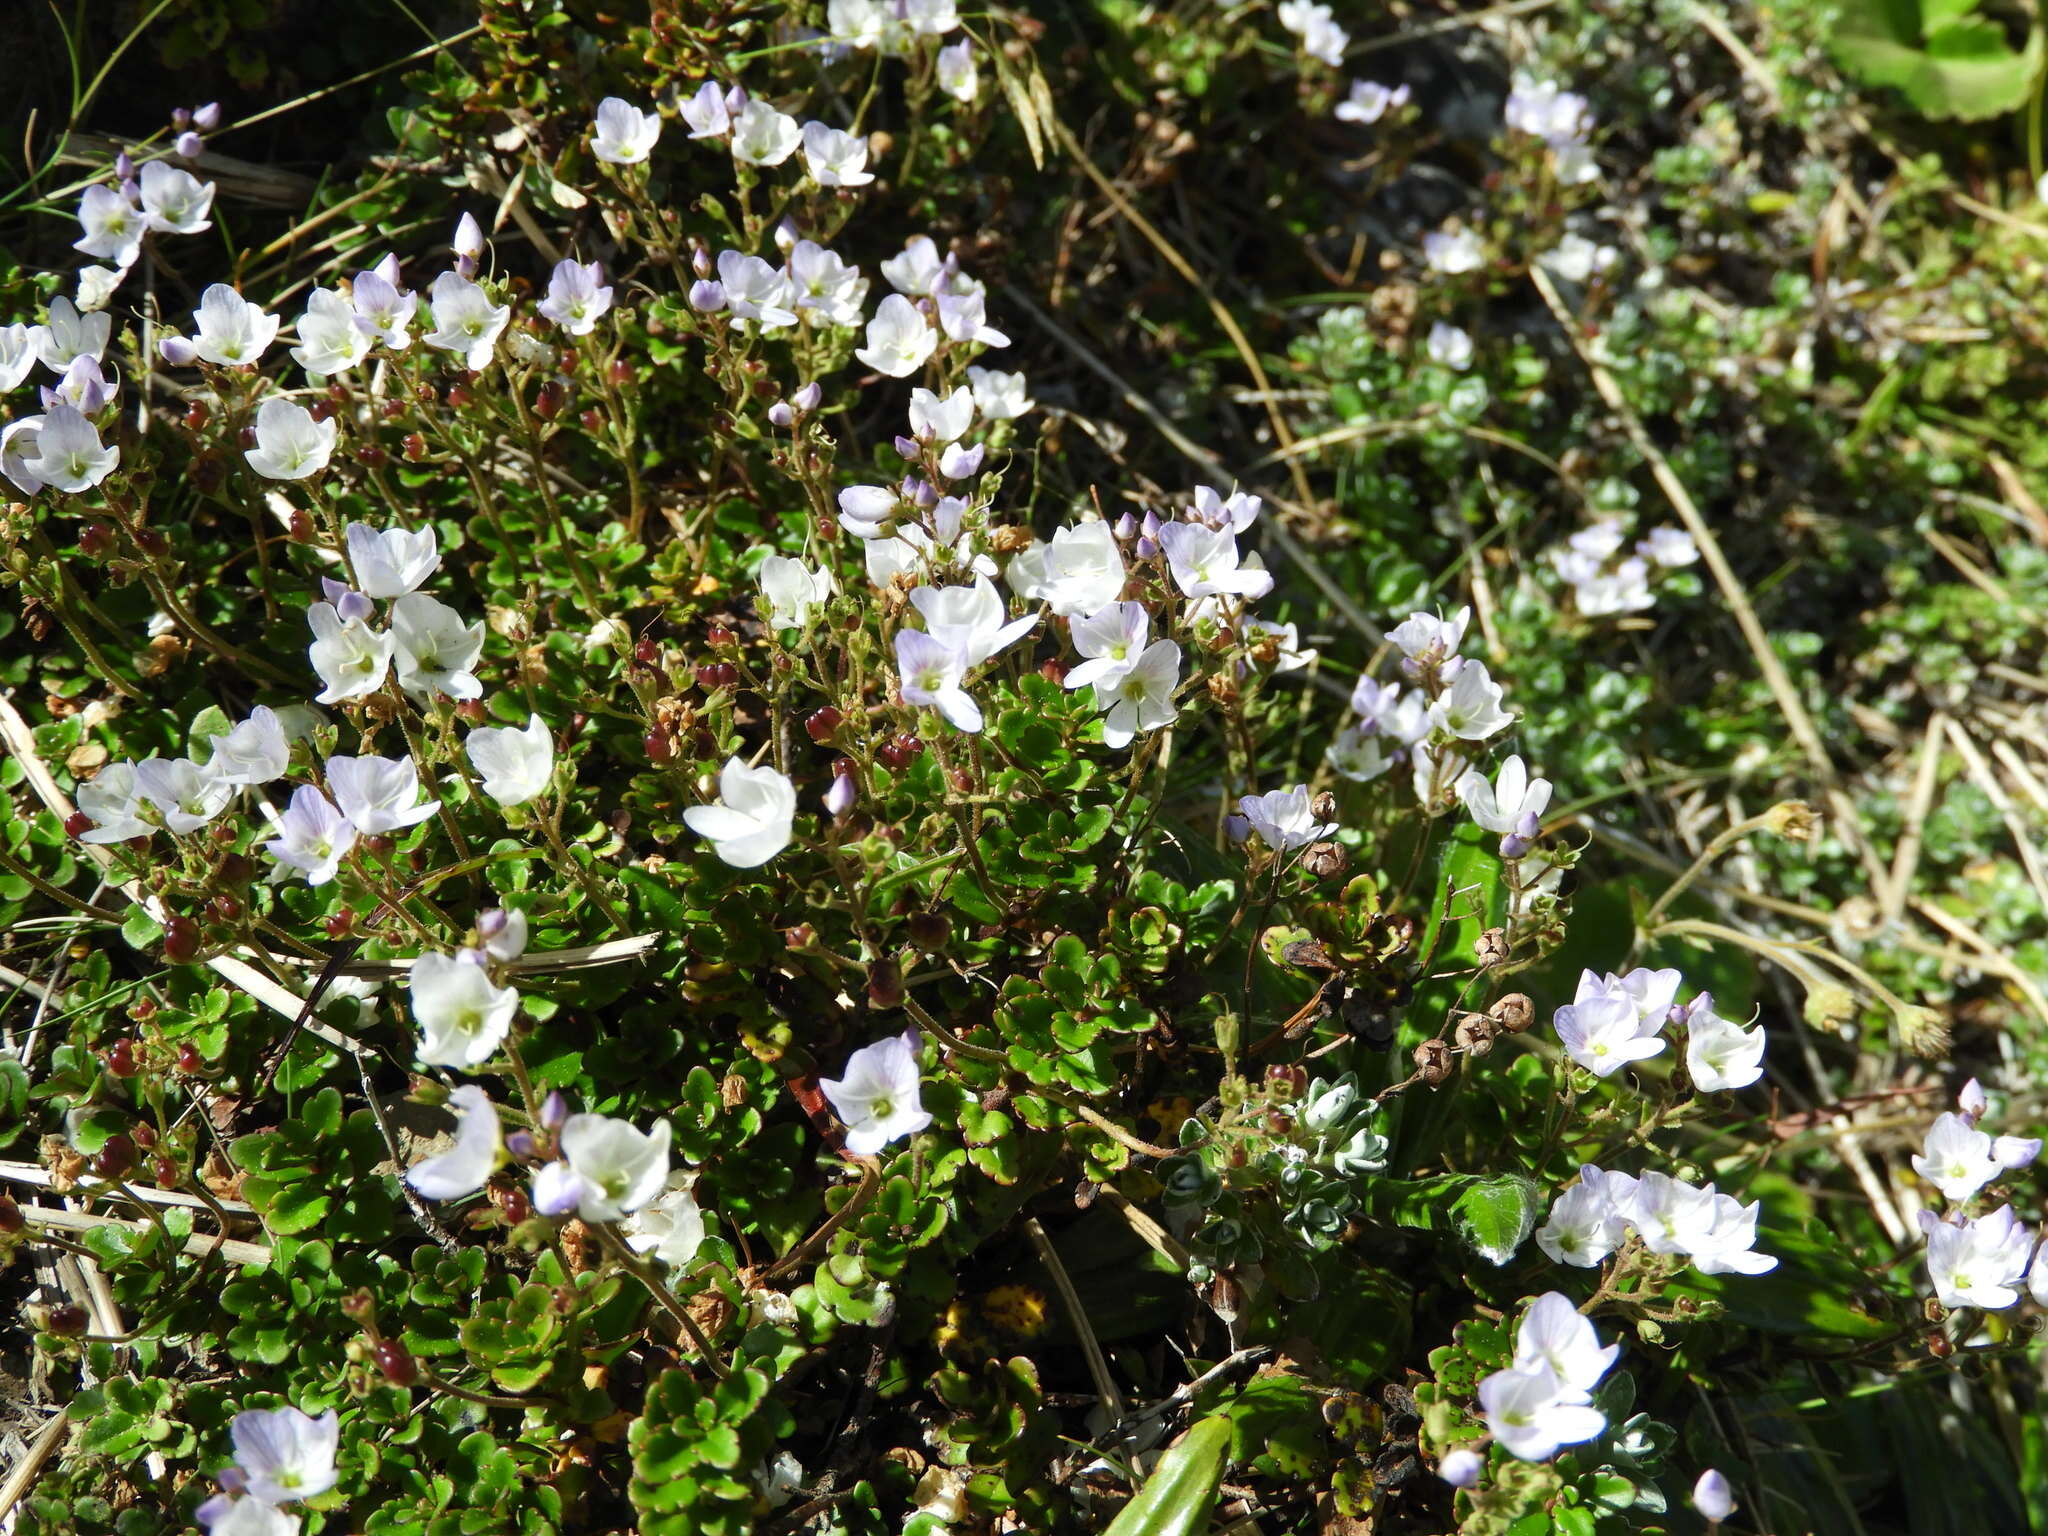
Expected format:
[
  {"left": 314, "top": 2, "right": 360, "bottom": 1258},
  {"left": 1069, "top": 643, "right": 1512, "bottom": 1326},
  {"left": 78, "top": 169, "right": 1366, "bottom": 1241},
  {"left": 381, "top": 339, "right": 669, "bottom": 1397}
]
[{"left": 593, "top": 1224, "right": 729, "bottom": 1379}]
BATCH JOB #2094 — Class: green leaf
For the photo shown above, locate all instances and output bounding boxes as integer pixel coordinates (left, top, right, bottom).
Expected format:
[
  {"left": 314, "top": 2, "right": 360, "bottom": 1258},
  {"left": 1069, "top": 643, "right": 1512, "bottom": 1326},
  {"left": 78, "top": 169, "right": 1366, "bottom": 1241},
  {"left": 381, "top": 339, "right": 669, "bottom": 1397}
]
[
  {"left": 1103, "top": 1415, "right": 1233, "bottom": 1536},
  {"left": 1831, "top": 0, "right": 2044, "bottom": 119},
  {"left": 1452, "top": 1175, "right": 1541, "bottom": 1267}
]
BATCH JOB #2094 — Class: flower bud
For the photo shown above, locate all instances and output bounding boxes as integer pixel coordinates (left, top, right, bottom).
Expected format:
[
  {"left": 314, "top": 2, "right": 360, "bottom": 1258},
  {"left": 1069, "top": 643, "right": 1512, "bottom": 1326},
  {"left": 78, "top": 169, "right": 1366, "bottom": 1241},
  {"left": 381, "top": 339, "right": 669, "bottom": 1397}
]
[
  {"left": 1438, "top": 1448, "right": 1484, "bottom": 1489},
  {"left": 176, "top": 131, "right": 204, "bottom": 159},
  {"left": 1412, "top": 1037, "right": 1453, "bottom": 1084},
  {"left": 172, "top": 107, "right": 192, "bottom": 131},
  {"left": 1113, "top": 512, "right": 1137, "bottom": 540},
  {"left": 691, "top": 245, "right": 713, "bottom": 278},
  {"left": 158, "top": 335, "right": 198, "bottom": 367},
  {"left": 193, "top": 102, "right": 222, "bottom": 131},
  {"left": 1488, "top": 992, "right": 1535, "bottom": 1032},
  {"left": 824, "top": 763, "right": 856, "bottom": 818},
  {"left": 767, "top": 402, "right": 794, "bottom": 428},
  {"left": 114, "top": 151, "right": 135, "bottom": 181},
  {"left": 794, "top": 381, "right": 822, "bottom": 411},
  {"left": 1692, "top": 1469, "right": 1735, "bottom": 1524},
  {"left": 689, "top": 279, "right": 727, "bottom": 312}
]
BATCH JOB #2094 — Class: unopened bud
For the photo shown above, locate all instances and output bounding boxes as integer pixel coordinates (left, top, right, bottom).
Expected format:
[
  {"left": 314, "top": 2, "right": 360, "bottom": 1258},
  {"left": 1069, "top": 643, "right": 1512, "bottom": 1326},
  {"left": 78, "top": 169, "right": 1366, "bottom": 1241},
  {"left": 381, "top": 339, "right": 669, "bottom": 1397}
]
[
  {"left": 793, "top": 381, "right": 822, "bottom": 411},
  {"left": 175, "top": 131, "right": 204, "bottom": 159},
  {"left": 158, "top": 335, "right": 197, "bottom": 367},
  {"left": 193, "top": 102, "right": 222, "bottom": 131},
  {"left": 689, "top": 279, "right": 726, "bottom": 312},
  {"left": 767, "top": 402, "right": 794, "bottom": 428}
]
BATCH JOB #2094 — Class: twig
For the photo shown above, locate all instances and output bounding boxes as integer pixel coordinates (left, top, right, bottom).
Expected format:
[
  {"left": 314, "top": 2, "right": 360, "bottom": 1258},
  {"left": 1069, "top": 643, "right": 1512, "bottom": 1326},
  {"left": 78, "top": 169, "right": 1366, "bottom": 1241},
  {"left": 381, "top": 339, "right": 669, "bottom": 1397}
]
[{"left": 1026, "top": 1216, "right": 1125, "bottom": 1422}]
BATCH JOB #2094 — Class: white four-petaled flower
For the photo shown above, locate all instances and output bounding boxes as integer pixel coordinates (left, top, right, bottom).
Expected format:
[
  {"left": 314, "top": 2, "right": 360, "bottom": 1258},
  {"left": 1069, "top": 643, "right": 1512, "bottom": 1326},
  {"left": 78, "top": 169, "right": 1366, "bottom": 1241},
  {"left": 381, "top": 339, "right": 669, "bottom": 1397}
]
[
  {"left": 467, "top": 714, "right": 555, "bottom": 807},
  {"left": 410, "top": 952, "right": 519, "bottom": 1069},
  {"left": 682, "top": 756, "right": 798, "bottom": 868},
  {"left": 592, "top": 98, "right": 662, "bottom": 165},
  {"left": 820, "top": 1030, "right": 933, "bottom": 1155}
]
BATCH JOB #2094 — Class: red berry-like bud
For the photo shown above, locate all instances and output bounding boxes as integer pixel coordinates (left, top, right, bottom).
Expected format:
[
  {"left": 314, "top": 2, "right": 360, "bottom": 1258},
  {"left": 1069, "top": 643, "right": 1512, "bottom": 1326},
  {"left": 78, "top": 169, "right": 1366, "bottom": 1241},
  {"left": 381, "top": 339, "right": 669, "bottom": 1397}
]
[
  {"left": 176, "top": 1043, "right": 203, "bottom": 1074},
  {"left": 866, "top": 960, "right": 905, "bottom": 1009},
  {"left": 153, "top": 1156, "right": 178, "bottom": 1188},
  {"left": 534, "top": 381, "right": 565, "bottom": 418},
  {"left": 135, "top": 527, "right": 170, "bottom": 558},
  {"left": 706, "top": 625, "right": 735, "bottom": 649},
  {"left": 94, "top": 1133, "right": 137, "bottom": 1180},
  {"left": 64, "top": 811, "right": 93, "bottom": 838},
  {"left": 415, "top": 384, "right": 437, "bottom": 405},
  {"left": 634, "top": 638, "right": 660, "bottom": 665},
  {"left": 237, "top": 425, "right": 258, "bottom": 450},
  {"left": 403, "top": 433, "right": 427, "bottom": 461},
  {"left": 105, "top": 1040, "right": 136, "bottom": 1077},
  {"left": 609, "top": 359, "right": 633, "bottom": 386},
  {"left": 356, "top": 443, "right": 388, "bottom": 467},
  {"left": 309, "top": 399, "right": 336, "bottom": 423},
  {"left": 457, "top": 698, "right": 488, "bottom": 724},
  {"left": 376, "top": 1338, "right": 420, "bottom": 1386},
  {"left": 325, "top": 907, "right": 355, "bottom": 940},
  {"left": 287, "top": 509, "right": 315, "bottom": 542},
  {"left": 46, "top": 1304, "right": 88, "bottom": 1337},
  {"left": 217, "top": 852, "right": 255, "bottom": 886},
  {"left": 805, "top": 705, "right": 843, "bottom": 743},
  {"left": 0, "top": 1194, "right": 22, "bottom": 1233},
  {"left": 644, "top": 730, "right": 674, "bottom": 764},
  {"left": 878, "top": 734, "right": 923, "bottom": 770},
  {"left": 211, "top": 893, "right": 242, "bottom": 923},
  {"left": 447, "top": 384, "right": 472, "bottom": 409},
  {"left": 184, "top": 400, "right": 210, "bottom": 431},
  {"left": 191, "top": 457, "right": 224, "bottom": 495},
  {"left": 131, "top": 1123, "right": 157, "bottom": 1148},
  {"left": 162, "top": 915, "right": 201, "bottom": 965},
  {"left": 382, "top": 399, "right": 405, "bottom": 420},
  {"left": 328, "top": 384, "right": 349, "bottom": 404},
  {"left": 78, "top": 522, "right": 114, "bottom": 559},
  {"left": 130, "top": 996, "right": 157, "bottom": 1022},
  {"left": 695, "top": 660, "right": 737, "bottom": 691}
]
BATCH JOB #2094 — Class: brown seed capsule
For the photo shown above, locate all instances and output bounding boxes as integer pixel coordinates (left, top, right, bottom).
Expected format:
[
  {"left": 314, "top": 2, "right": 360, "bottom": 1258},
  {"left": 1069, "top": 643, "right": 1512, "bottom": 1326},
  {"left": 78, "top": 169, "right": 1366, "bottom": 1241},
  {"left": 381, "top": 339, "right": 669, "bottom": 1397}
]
[
  {"left": 1311, "top": 791, "right": 1339, "bottom": 823},
  {"left": 1454, "top": 1013, "right": 1498, "bottom": 1058},
  {"left": 46, "top": 1303, "right": 88, "bottom": 1337},
  {"left": 1927, "top": 1332, "right": 1954, "bottom": 1359},
  {"left": 1412, "top": 1038, "right": 1454, "bottom": 1085},
  {"left": 0, "top": 1193, "right": 23, "bottom": 1233},
  {"left": 905, "top": 910, "right": 948, "bottom": 952},
  {"left": 1488, "top": 992, "right": 1536, "bottom": 1033},
  {"left": 867, "top": 959, "right": 906, "bottom": 1010},
  {"left": 1475, "top": 927, "right": 1511, "bottom": 966},
  {"left": 77, "top": 522, "right": 114, "bottom": 559},
  {"left": 1301, "top": 840, "right": 1349, "bottom": 879}
]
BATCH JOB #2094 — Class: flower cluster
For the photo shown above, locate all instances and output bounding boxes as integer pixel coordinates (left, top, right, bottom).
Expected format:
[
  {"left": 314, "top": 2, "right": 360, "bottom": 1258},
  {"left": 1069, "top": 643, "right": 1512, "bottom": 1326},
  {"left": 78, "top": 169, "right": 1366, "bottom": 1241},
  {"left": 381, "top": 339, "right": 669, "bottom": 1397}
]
[
  {"left": 195, "top": 1405, "right": 336, "bottom": 1536},
  {"left": 1546, "top": 519, "right": 1698, "bottom": 617},
  {"left": 1537, "top": 1165, "right": 1776, "bottom": 1275},
  {"left": 1477, "top": 1293, "right": 1615, "bottom": 1461},
  {"left": 1503, "top": 72, "right": 1599, "bottom": 185},
  {"left": 1549, "top": 966, "right": 1766, "bottom": 1089},
  {"left": 1914, "top": 1080, "right": 2045, "bottom": 1309}
]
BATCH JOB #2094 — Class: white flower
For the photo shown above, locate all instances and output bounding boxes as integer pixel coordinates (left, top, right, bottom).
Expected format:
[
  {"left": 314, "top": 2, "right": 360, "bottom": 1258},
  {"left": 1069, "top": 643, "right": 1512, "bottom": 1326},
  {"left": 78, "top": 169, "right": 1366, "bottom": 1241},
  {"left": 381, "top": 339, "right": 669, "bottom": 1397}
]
[
  {"left": 966, "top": 365, "right": 1033, "bottom": 419},
  {"left": 1157, "top": 522, "right": 1273, "bottom": 601},
  {"left": 411, "top": 952, "right": 519, "bottom": 1069},
  {"left": 1456, "top": 754, "right": 1551, "bottom": 834},
  {"left": 1065, "top": 601, "right": 1151, "bottom": 692},
  {"left": 1913, "top": 1111, "right": 2004, "bottom": 1203},
  {"left": 74, "top": 185, "right": 143, "bottom": 268},
  {"left": 0, "top": 324, "right": 43, "bottom": 391},
  {"left": 909, "top": 386, "right": 975, "bottom": 445},
  {"left": 1428, "top": 660, "right": 1513, "bottom": 741},
  {"left": 391, "top": 592, "right": 485, "bottom": 701},
  {"left": 937, "top": 40, "right": 979, "bottom": 102},
  {"left": 133, "top": 756, "right": 233, "bottom": 835},
  {"left": 209, "top": 706, "right": 290, "bottom": 786},
  {"left": 478, "top": 907, "right": 528, "bottom": 962},
  {"left": 1276, "top": 0, "right": 1348, "bottom": 64},
  {"left": 244, "top": 398, "right": 336, "bottom": 480},
  {"left": 1692, "top": 1189, "right": 1776, "bottom": 1275},
  {"left": 137, "top": 161, "right": 215, "bottom": 235},
  {"left": 423, "top": 272, "right": 510, "bottom": 371},
  {"left": 75, "top": 761, "right": 151, "bottom": 843},
  {"left": 326, "top": 754, "right": 440, "bottom": 835},
  {"left": 345, "top": 520, "right": 440, "bottom": 598},
  {"left": 537, "top": 259, "right": 614, "bottom": 335},
  {"left": 856, "top": 295, "right": 937, "bottom": 377},
  {"left": 1684, "top": 994, "right": 1765, "bottom": 1092},
  {"left": 623, "top": 1174, "right": 708, "bottom": 1267},
  {"left": 349, "top": 267, "right": 416, "bottom": 349},
  {"left": 1573, "top": 557, "right": 1654, "bottom": 616},
  {"left": 231, "top": 1406, "right": 339, "bottom": 1503},
  {"left": 1512, "top": 1292, "right": 1618, "bottom": 1397},
  {"left": 1098, "top": 639, "right": 1180, "bottom": 748},
  {"left": 683, "top": 756, "right": 797, "bottom": 868},
  {"left": 37, "top": 298, "right": 110, "bottom": 373},
  {"left": 467, "top": 714, "right": 555, "bottom": 807},
  {"left": 306, "top": 602, "right": 395, "bottom": 703},
  {"left": 1478, "top": 1364, "right": 1605, "bottom": 1462},
  {"left": 1426, "top": 322, "right": 1473, "bottom": 370},
  {"left": 1238, "top": 784, "right": 1337, "bottom": 851},
  {"left": 559, "top": 1113, "right": 671, "bottom": 1222},
  {"left": 1921, "top": 1205, "right": 2032, "bottom": 1309},
  {"left": 1638, "top": 526, "right": 1697, "bottom": 567},
  {"left": 881, "top": 235, "right": 947, "bottom": 296},
  {"left": 909, "top": 576, "right": 1037, "bottom": 666},
  {"left": 679, "top": 81, "right": 731, "bottom": 139},
  {"left": 43, "top": 357, "right": 118, "bottom": 414},
  {"left": 828, "top": 0, "right": 909, "bottom": 50},
  {"left": 206, "top": 1497, "right": 301, "bottom": 1536},
  {"left": 591, "top": 97, "right": 662, "bottom": 164},
  {"left": 1437, "top": 1448, "right": 1484, "bottom": 1488},
  {"left": 1541, "top": 232, "right": 1618, "bottom": 284},
  {"left": 20, "top": 402, "right": 117, "bottom": 492},
  {"left": 904, "top": 0, "right": 959, "bottom": 33},
  {"left": 1622, "top": 1172, "right": 1776, "bottom": 1275},
  {"left": 292, "top": 288, "right": 373, "bottom": 377},
  {"left": 896, "top": 629, "right": 982, "bottom": 733},
  {"left": 731, "top": 101, "right": 802, "bottom": 166},
  {"left": 75, "top": 266, "right": 125, "bottom": 313},
  {"left": 1011, "top": 521, "right": 1125, "bottom": 617},
  {"left": 787, "top": 241, "right": 868, "bottom": 326},
  {"left": 264, "top": 785, "right": 355, "bottom": 885},
  {"left": 1553, "top": 992, "right": 1662, "bottom": 1077},
  {"left": 1693, "top": 1469, "right": 1736, "bottom": 1524},
  {"left": 935, "top": 289, "right": 1008, "bottom": 348},
  {"left": 1535, "top": 1166, "right": 1631, "bottom": 1267},
  {"left": 1424, "top": 227, "right": 1485, "bottom": 275},
  {"left": 407, "top": 1084, "right": 501, "bottom": 1200},
  {"left": 717, "top": 252, "right": 799, "bottom": 331},
  {"left": 1326, "top": 724, "right": 1397, "bottom": 783},
  {"left": 191, "top": 284, "right": 279, "bottom": 366},
  {"left": 1335, "top": 79, "right": 1410, "bottom": 124},
  {"left": 757, "top": 554, "right": 836, "bottom": 629},
  {"left": 820, "top": 1030, "right": 933, "bottom": 1155},
  {"left": 801, "top": 121, "right": 874, "bottom": 187}
]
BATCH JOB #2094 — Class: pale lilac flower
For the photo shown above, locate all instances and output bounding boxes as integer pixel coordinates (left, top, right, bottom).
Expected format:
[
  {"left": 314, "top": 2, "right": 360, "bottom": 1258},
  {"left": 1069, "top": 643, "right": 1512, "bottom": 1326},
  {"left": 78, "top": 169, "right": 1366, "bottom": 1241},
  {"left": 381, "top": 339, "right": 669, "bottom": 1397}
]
[
  {"left": 1478, "top": 1364, "right": 1605, "bottom": 1461},
  {"left": 716, "top": 252, "right": 799, "bottom": 331},
  {"left": 857, "top": 295, "right": 937, "bottom": 376},
  {"left": 1427, "top": 660, "right": 1513, "bottom": 741},
  {"left": 1623, "top": 1171, "right": 1725, "bottom": 1263},
  {"left": 467, "top": 714, "right": 554, "bottom": 807},
  {"left": 537, "top": 259, "right": 613, "bottom": 335},
  {"left": 264, "top": 785, "right": 356, "bottom": 886},
  {"left": 423, "top": 272, "right": 509, "bottom": 371},
  {"left": 682, "top": 756, "right": 797, "bottom": 868},
  {"left": 559, "top": 1113, "right": 671, "bottom": 1221},
  {"left": 935, "top": 289, "right": 1009, "bottom": 348},
  {"left": 1097, "top": 639, "right": 1180, "bottom": 748},
  {"left": 937, "top": 40, "right": 979, "bottom": 102},
  {"left": 1638, "top": 526, "right": 1697, "bottom": 567},
  {"left": 909, "top": 385, "right": 975, "bottom": 445},
  {"left": 202, "top": 1496, "right": 300, "bottom": 1536},
  {"left": 1573, "top": 558, "right": 1655, "bottom": 616},
  {"left": 909, "top": 576, "right": 1036, "bottom": 666},
  {"left": 1504, "top": 74, "right": 1592, "bottom": 149},
  {"left": 757, "top": 554, "right": 836, "bottom": 629},
  {"left": 37, "top": 298, "right": 110, "bottom": 373},
  {"left": 349, "top": 267, "right": 416, "bottom": 349},
  {"left": 391, "top": 593, "right": 484, "bottom": 700},
  {"left": 731, "top": 101, "right": 801, "bottom": 166},
  {"left": 292, "top": 288, "right": 372, "bottom": 376},
  {"left": 896, "top": 629, "right": 981, "bottom": 733},
  {"left": 345, "top": 520, "right": 440, "bottom": 598},
  {"left": 1187, "top": 485, "right": 1262, "bottom": 533},
  {"left": 327, "top": 754, "right": 441, "bottom": 835},
  {"left": 680, "top": 82, "right": 731, "bottom": 138},
  {"left": 837, "top": 484, "right": 898, "bottom": 538},
  {"left": 1426, "top": 321, "right": 1474, "bottom": 370},
  {"left": 801, "top": 121, "right": 874, "bottom": 186},
  {"left": 1276, "top": 0, "right": 1348, "bottom": 65},
  {"left": 786, "top": 241, "right": 867, "bottom": 326},
  {"left": 231, "top": 1406, "right": 339, "bottom": 1503},
  {"left": 1158, "top": 522, "right": 1273, "bottom": 601},
  {"left": 244, "top": 399, "right": 335, "bottom": 480},
  {"left": 407, "top": 1085, "right": 501, "bottom": 1200},
  {"left": 17, "top": 401, "right": 116, "bottom": 493},
  {"left": 1437, "top": 1448, "right": 1484, "bottom": 1488},
  {"left": 1457, "top": 755, "right": 1550, "bottom": 835},
  {"left": 477, "top": 907, "right": 528, "bottom": 963},
  {"left": 137, "top": 161, "right": 214, "bottom": 235},
  {"left": 1238, "top": 784, "right": 1337, "bottom": 851},
  {"left": 1685, "top": 994, "right": 1765, "bottom": 1092},
  {"left": 1921, "top": 1204, "right": 2032, "bottom": 1309},
  {"left": 820, "top": 1030, "right": 932, "bottom": 1155},
  {"left": 1995, "top": 1134, "right": 2042, "bottom": 1170},
  {"left": 966, "top": 365, "right": 1031, "bottom": 419},
  {"left": 74, "top": 185, "right": 143, "bottom": 268},
  {"left": 1065, "top": 601, "right": 1151, "bottom": 692},
  {"left": 1535, "top": 1167, "right": 1630, "bottom": 1267},
  {"left": 591, "top": 97, "right": 661, "bottom": 164},
  {"left": 531, "top": 1159, "right": 586, "bottom": 1217},
  {"left": 1959, "top": 1077, "right": 1988, "bottom": 1120},
  {"left": 1392, "top": 607, "right": 1472, "bottom": 665},
  {"left": 1541, "top": 232, "right": 1618, "bottom": 284},
  {"left": 1693, "top": 1470, "right": 1736, "bottom": 1524},
  {"left": 175, "top": 131, "right": 204, "bottom": 160},
  {"left": 41, "top": 356, "right": 119, "bottom": 414},
  {"left": 1512, "top": 1292, "right": 1617, "bottom": 1396},
  {"left": 1009, "top": 522, "right": 1125, "bottom": 617},
  {"left": 904, "top": 0, "right": 959, "bottom": 33},
  {"left": 452, "top": 211, "right": 485, "bottom": 269},
  {"left": 209, "top": 706, "right": 290, "bottom": 786},
  {"left": 75, "top": 762, "right": 151, "bottom": 843},
  {"left": 1553, "top": 993, "right": 1663, "bottom": 1077},
  {"left": 1335, "top": 79, "right": 1409, "bottom": 124},
  {"left": 623, "top": 1175, "right": 708, "bottom": 1267},
  {"left": 880, "top": 235, "right": 947, "bottom": 296},
  {"left": 306, "top": 602, "right": 395, "bottom": 703},
  {"left": 1423, "top": 227, "right": 1485, "bottom": 275},
  {"left": 411, "top": 952, "right": 519, "bottom": 1068},
  {"left": 1326, "top": 725, "right": 1397, "bottom": 784},
  {"left": 1913, "top": 1112, "right": 2004, "bottom": 1203},
  {"left": 1691, "top": 1189, "right": 1776, "bottom": 1275},
  {"left": 0, "top": 324, "right": 43, "bottom": 391}
]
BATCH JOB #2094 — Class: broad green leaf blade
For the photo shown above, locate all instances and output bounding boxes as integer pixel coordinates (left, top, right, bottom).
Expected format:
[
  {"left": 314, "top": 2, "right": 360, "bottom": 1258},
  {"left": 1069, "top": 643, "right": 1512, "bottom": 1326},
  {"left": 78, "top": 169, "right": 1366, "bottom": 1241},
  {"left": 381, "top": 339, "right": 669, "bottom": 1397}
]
[{"left": 1103, "top": 1415, "right": 1232, "bottom": 1536}]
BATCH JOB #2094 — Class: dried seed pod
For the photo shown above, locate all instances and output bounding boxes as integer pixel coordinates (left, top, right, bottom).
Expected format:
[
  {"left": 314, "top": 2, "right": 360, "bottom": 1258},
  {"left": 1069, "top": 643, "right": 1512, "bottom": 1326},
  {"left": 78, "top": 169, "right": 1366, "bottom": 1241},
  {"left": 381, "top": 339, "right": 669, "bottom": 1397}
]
[
  {"left": 1412, "top": 1037, "right": 1454, "bottom": 1085},
  {"left": 1301, "top": 840, "right": 1349, "bottom": 879},
  {"left": 1489, "top": 992, "right": 1536, "bottom": 1033},
  {"left": 1454, "top": 1013, "right": 1497, "bottom": 1057},
  {"left": 1475, "top": 927, "right": 1510, "bottom": 966}
]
